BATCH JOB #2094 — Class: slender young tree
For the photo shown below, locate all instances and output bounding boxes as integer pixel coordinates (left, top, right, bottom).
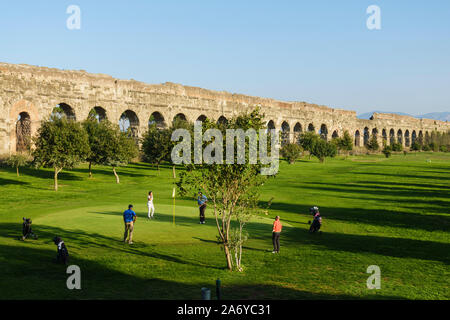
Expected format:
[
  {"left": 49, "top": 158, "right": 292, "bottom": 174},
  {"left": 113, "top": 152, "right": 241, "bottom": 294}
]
[
  {"left": 6, "top": 153, "right": 30, "bottom": 177},
  {"left": 33, "top": 116, "right": 90, "bottom": 191},
  {"left": 177, "top": 109, "right": 269, "bottom": 271}
]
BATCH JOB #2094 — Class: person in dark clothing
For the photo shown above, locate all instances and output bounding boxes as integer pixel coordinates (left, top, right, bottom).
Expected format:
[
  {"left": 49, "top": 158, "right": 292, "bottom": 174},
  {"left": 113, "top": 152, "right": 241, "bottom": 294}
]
[{"left": 197, "top": 192, "right": 208, "bottom": 224}]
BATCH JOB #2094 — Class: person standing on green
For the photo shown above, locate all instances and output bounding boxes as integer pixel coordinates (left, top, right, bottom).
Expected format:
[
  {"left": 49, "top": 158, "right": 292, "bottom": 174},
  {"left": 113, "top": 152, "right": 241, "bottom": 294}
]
[
  {"left": 197, "top": 192, "right": 208, "bottom": 224},
  {"left": 123, "top": 204, "right": 137, "bottom": 244}
]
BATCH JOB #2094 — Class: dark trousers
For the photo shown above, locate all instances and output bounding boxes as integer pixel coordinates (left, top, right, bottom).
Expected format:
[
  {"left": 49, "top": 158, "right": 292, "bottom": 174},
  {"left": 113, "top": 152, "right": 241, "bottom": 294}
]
[
  {"left": 272, "top": 232, "right": 280, "bottom": 252},
  {"left": 199, "top": 204, "right": 206, "bottom": 222}
]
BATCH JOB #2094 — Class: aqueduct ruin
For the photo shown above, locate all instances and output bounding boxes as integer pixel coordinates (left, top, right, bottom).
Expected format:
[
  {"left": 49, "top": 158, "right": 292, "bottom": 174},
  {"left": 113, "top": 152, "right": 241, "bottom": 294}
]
[{"left": 1, "top": 62, "right": 449, "bottom": 156}]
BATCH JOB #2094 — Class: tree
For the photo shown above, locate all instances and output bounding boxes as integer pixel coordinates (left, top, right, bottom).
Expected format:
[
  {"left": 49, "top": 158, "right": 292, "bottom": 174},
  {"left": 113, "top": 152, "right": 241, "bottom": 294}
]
[
  {"left": 382, "top": 145, "right": 392, "bottom": 158},
  {"left": 142, "top": 124, "right": 172, "bottom": 172},
  {"left": 335, "top": 130, "right": 353, "bottom": 153},
  {"left": 366, "top": 135, "right": 379, "bottom": 151},
  {"left": 310, "top": 138, "right": 337, "bottom": 163},
  {"left": 33, "top": 116, "right": 90, "bottom": 191},
  {"left": 82, "top": 117, "right": 106, "bottom": 178},
  {"left": 6, "top": 153, "right": 30, "bottom": 177},
  {"left": 391, "top": 142, "right": 403, "bottom": 152},
  {"left": 411, "top": 141, "right": 420, "bottom": 151},
  {"left": 83, "top": 119, "right": 138, "bottom": 183},
  {"left": 280, "top": 143, "right": 303, "bottom": 164},
  {"left": 176, "top": 109, "right": 269, "bottom": 271},
  {"left": 105, "top": 123, "right": 138, "bottom": 183},
  {"left": 298, "top": 131, "right": 320, "bottom": 153}
]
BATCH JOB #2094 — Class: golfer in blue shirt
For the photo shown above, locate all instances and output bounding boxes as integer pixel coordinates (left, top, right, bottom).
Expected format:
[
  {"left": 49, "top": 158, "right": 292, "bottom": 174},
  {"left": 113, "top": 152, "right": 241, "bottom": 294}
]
[
  {"left": 123, "top": 204, "right": 137, "bottom": 244},
  {"left": 197, "top": 192, "right": 208, "bottom": 224}
]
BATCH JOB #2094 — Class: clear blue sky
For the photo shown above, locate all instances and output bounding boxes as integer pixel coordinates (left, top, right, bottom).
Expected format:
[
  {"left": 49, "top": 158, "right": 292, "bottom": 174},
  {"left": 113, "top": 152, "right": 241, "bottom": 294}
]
[{"left": 1, "top": 0, "right": 449, "bottom": 115}]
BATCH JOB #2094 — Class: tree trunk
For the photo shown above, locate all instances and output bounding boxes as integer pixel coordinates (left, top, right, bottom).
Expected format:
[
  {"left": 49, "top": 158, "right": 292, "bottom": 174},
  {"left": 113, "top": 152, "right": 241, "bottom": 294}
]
[
  {"left": 223, "top": 243, "right": 233, "bottom": 271},
  {"left": 16, "top": 166, "right": 19, "bottom": 177},
  {"left": 113, "top": 167, "right": 120, "bottom": 184},
  {"left": 54, "top": 167, "right": 59, "bottom": 191},
  {"left": 89, "top": 162, "right": 92, "bottom": 178},
  {"left": 172, "top": 165, "right": 176, "bottom": 179}
]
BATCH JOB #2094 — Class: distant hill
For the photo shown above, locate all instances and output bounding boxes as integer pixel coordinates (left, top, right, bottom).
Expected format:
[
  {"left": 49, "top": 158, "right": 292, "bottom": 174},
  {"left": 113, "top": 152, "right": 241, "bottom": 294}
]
[
  {"left": 358, "top": 111, "right": 449, "bottom": 122},
  {"left": 417, "top": 112, "right": 450, "bottom": 122},
  {"left": 358, "top": 111, "right": 413, "bottom": 120}
]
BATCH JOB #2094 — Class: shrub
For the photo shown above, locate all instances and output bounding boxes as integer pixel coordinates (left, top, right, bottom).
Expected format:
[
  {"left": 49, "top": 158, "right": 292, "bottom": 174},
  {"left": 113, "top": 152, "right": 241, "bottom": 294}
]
[
  {"left": 391, "top": 142, "right": 403, "bottom": 152},
  {"left": 280, "top": 143, "right": 303, "bottom": 164},
  {"left": 382, "top": 146, "right": 392, "bottom": 158}
]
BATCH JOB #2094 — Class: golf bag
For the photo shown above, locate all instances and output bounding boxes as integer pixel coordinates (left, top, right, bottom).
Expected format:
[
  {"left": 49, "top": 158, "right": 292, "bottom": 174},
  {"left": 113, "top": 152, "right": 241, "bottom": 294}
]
[
  {"left": 22, "top": 218, "right": 38, "bottom": 240},
  {"left": 309, "top": 213, "right": 322, "bottom": 233},
  {"left": 53, "top": 236, "right": 69, "bottom": 265}
]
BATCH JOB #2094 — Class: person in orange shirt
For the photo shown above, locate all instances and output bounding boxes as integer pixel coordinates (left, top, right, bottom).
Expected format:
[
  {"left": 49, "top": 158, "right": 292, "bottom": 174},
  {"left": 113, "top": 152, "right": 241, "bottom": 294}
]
[{"left": 272, "top": 216, "right": 282, "bottom": 253}]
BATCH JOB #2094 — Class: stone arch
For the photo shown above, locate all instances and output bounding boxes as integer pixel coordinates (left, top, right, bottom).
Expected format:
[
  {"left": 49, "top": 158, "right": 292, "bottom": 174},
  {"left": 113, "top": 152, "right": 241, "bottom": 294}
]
[
  {"left": 149, "top": 111, "right": 166, "bottom": 129},
  {"left": 119, "top": 110, "right": 140, "bottom": 140},
  {"left": 372, "top": 128, "right": 378, "bottom": 138},
  {"left": 405, "top": 130, "right": 410, "bottom": 147},
  {"left": 363, "top": 127, "right": 370, "bottom": 146},
  {"left": 196, "top": 115, "right": 207, "bottom": 123},
  {"left": 173, "top": 113, "right": 187, "bottom": 124},
  {"left": 319, "top": 124, "right": 328, "bottom": 141},
  {"left": 412, "top": 130, "right": 417, "bottom": 144},
  {"left": 425, "top": 131, "right": 430, "bottom": 144},
  {"left": 53, "top": 103, "right": 76, "bottom": 121},
  {"left": 418, "top": 131, "right": 424, "bottom": 145},
  {"left": 308, "top": 123, "right": 315, "bottom": 132},
  {"left": 217, "top": 115, "right": 228, "bottom": 125},
  {"left": 281, "top": 121, "right": 290, "bottom": 145},
  {"left": 355, "top": 130, "right": 361, "bottom": 147},
  {"left": 382, "top": 129, "right": 387, "bottom": 143},
  {"left": 389, "top": 129, "right": 395, "bottom": 145},
  {"left": 267, "top": 120, "right": 275, "bottom": 130},
  {"left": 332, "top": 130, "right": 339, "bottom": 139},
  {"left": 293, "top": 123, "right": 302, "bottom": 143},
  {"left": 16, "top": 112, "right": 31, "bottom": 153},
  {"left": 397, "top": 129, "right": 403, "bottom": 145},
  {"left": 88, "top": 106, "right": 107, "bottom": 122}
]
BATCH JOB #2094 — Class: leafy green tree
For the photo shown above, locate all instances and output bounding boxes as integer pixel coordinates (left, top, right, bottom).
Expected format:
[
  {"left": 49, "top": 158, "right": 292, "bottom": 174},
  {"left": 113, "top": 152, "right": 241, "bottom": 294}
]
[
  {"left": 142, "top": 124, "right": 173, "bottom": 173},
  {"left": 411, "top": 141, "right": 421, "bottom": 151},
  {"left": 83, "top": 119, "right": 138, "bottom": 183},
  {"left": 310, "top": 139, "right": 337, "bottom": 163},
  {"left": 177, "top": 109, "right": 268, "bottom": 271},
  {"left": 33, "top": 116, "right": 90, "bottom": 191},
  {"left": 382, "top": 145, "right": 392, "bottom": 158},
  {"left": 6, "top": 153, "right": 30, "bottom": 177},
  {"left": 366, "top": 135, "right": 379, "bottom": 151},
  {"left": 298, "top": 131, "right": 320, "bottom": 152},
  {"left": 106, "top": 124, "right": 138, "bottom": 184},
  {"left": 82, "top": 118, "right": 106, "bottom": 178},
  {"left": 391, "top": 142, "right": 403, "bottom": 152},
  {"left": 280, "top": 143, "right": 303, "bottom": 164},
  {"left": 335, "top": 130, "right": 353, "bottom": 152}
]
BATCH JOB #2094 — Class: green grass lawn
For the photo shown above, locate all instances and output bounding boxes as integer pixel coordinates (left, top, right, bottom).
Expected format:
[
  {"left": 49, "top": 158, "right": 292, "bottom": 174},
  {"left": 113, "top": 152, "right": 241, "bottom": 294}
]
[{"left": 0, "top": 152, "right": 449, "bottom": 300}]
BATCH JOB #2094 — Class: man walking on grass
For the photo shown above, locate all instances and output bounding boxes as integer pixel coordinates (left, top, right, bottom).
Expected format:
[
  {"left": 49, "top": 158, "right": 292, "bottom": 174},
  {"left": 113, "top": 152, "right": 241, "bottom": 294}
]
[
  {"left": 272, "top": 216, "right": 282, "bottom": 253},
  {"left": 197, "top": 191, "right": 208, "bottom": 224},
  {"left": 123, "top": 204, "right": 137, "bottom": 244}
]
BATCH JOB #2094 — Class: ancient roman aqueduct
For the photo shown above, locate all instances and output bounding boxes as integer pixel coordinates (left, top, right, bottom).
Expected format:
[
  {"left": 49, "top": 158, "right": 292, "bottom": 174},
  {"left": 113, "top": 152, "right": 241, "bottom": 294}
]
[{"left": 1, "top": 62, "right": 449, "bottom": 156}]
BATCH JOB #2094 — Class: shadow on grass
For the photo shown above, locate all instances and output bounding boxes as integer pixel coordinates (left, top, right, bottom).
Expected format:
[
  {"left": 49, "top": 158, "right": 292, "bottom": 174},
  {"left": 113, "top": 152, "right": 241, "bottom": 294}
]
[
  {"left": 0, "top": 243, "right": 404, "bottom": 300},
  {"left": 1, "top": 166, "right": 83, "bottom": 181},
  {"left": 0, "top": 176, "right": 29, "bottom": 186},
  {"left": 0, "top": 222, "right": 223, "bottom": 271},
  {"left": 264, "top": 201, "right": 449, "bottom": 232}
]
